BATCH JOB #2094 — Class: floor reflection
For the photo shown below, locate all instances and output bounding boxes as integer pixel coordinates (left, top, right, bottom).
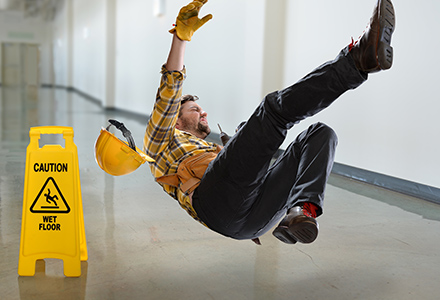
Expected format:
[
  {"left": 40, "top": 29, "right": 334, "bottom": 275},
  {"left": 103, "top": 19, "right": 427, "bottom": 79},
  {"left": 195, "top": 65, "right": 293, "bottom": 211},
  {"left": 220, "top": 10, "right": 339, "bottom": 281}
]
[{"left": 18, "top": 260, "right": 88, "bottom": 300}]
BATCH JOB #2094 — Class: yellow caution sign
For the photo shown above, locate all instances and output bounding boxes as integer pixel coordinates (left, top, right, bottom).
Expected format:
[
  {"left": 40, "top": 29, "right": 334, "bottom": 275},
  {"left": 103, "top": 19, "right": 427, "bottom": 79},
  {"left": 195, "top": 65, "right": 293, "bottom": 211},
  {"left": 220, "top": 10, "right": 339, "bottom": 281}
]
[{"left": 18, "top": 126, "right": 87, "bottom": 277}]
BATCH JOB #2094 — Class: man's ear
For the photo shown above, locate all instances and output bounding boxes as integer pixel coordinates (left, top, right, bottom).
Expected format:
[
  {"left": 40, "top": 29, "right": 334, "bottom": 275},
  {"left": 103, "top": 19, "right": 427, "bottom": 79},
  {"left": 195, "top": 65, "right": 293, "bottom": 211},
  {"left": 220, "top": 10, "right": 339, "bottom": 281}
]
[{"left": 175, "top": 118, "right": 181, "bottom": 129}]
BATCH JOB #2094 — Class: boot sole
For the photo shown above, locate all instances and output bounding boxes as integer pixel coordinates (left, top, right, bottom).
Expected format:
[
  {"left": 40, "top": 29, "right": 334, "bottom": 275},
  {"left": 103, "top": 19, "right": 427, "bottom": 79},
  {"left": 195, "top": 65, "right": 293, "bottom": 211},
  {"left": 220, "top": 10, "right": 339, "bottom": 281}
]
[
  {"left": 273, "top": 218, "right": 319, "bottom": 244},
  {"left": 288, "top": 219, "right": 319, "bottom": 244},
  {"left": 377, "top": 0, "right": 396, "bottom": 70},
  {"left": 273, "top": 226, "right": 298, "bottom": 244}
]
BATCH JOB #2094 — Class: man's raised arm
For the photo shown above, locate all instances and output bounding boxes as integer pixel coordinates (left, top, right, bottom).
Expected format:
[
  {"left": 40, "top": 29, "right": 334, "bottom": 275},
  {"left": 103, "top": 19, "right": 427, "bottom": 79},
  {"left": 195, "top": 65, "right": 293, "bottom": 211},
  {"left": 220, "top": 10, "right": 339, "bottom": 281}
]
[
  {"left": 166, "top": 0, "right": 212, "bottom": 71},
  {"left": 165, "top": 34, "right": 187, "bottom": 72},
  {"left": 144, "top": 0, "right": 212, "bottom": 157}
]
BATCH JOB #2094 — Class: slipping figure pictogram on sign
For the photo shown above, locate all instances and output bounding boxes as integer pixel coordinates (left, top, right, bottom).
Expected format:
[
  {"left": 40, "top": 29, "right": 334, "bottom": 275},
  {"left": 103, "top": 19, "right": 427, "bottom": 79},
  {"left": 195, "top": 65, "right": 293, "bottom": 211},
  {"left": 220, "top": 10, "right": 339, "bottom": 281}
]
[
  {"left": 30, "top": 177, "right": 70, "bottom": 214},
  {"left": 43, "top": 188, "right": 58, "bottom": 209}
]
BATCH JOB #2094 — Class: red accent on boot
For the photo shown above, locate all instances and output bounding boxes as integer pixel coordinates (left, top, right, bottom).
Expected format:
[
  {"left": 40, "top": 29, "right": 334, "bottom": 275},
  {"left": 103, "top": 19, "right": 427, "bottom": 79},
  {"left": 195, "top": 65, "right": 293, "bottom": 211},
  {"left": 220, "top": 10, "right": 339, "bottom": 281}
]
[
  {"left": 303, "top": 203, "right": 318, "bottom": 219},
  {"left": 349, "top": 23, "right": 369, "bottom": 52},
  {"left": 349, "top": 37, "right": 355, "bottom": 52}
]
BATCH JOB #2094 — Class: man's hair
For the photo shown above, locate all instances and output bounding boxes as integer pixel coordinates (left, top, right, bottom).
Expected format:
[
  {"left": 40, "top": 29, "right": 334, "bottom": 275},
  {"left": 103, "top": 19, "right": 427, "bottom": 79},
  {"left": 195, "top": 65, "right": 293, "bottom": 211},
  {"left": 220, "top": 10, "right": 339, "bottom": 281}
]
[
  {"left": 178, "top": 94, "right": 199, "bottom": 117},
  {"left": 180, "top": 94, "right": 199, "bottom": 105}
]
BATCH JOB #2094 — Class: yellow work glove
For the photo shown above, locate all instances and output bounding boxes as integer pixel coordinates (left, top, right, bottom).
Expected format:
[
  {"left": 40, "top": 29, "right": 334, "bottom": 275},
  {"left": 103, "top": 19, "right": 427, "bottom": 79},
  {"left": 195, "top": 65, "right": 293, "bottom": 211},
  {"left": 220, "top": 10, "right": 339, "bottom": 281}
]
[{"left": 169, "top": 0, "right": 213, "bottom": 41}]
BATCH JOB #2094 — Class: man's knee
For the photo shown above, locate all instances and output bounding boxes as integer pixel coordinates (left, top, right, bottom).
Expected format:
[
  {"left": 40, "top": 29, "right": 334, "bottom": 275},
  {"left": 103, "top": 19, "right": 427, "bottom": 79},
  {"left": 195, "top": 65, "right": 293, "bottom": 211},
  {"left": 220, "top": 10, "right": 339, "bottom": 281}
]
[
  {"left": 303, "top": 122, "right": 338, "bottom": 147},
  {"left": 314, "top": 122, "right": 338, "bottom": 144}
]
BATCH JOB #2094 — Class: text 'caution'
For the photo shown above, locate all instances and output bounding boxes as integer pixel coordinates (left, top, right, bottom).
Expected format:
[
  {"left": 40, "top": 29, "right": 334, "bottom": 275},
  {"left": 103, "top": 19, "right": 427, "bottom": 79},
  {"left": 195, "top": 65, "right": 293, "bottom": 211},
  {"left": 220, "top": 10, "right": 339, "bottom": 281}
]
[{"left": 34, "top": 162, "right": 68, "bottom": 172}]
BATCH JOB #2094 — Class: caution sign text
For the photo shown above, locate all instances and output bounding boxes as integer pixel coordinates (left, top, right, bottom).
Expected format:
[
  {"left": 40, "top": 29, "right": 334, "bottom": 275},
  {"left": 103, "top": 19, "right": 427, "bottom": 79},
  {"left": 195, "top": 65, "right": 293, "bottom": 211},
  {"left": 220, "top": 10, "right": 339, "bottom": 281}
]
[{"left": 39, "top": 216, "right": 61, "bottom": 231}]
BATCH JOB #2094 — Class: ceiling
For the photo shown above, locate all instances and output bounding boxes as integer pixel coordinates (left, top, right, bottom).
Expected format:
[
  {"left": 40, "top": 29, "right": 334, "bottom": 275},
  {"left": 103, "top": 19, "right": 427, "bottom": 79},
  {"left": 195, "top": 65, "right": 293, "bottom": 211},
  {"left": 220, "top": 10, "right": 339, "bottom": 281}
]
[{"left": 0, "top": 0, "right": 61, "bottom": 21}]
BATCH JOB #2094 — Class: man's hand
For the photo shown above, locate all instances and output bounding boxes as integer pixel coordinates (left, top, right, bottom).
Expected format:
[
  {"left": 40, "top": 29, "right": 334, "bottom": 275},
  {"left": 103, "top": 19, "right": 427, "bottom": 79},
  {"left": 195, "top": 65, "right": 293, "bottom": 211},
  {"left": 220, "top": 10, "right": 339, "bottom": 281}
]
[{"left": 169, "top": 0, "right": 213, "bottom": 41}]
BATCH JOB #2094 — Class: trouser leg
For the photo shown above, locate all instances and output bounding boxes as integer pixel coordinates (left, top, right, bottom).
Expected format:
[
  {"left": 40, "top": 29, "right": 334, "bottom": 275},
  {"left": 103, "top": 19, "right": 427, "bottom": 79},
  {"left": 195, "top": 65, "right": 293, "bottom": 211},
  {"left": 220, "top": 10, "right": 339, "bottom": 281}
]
[
  {"left": 237, "top": 122, "right": 338, "bottom": 238},
  {"left": 193, "top": 47, "right": 366, "bottom": 239}
]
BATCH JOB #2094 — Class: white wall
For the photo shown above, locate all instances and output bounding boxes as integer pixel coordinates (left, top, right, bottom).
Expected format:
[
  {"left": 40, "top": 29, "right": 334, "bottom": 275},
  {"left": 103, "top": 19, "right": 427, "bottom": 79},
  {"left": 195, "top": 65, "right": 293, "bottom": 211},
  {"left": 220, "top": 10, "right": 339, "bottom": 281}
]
[
  {"left": 114, "top": 0, "right": 167, "bottom": 114},
  {"left": 113, "top": 0, "right": 265, "bottom": 123},
  {"left": 52, "top": 0, "right": 70, "bottom": 87},
  {"left": 282, "top": 0, "right": 440, "bottom": 188},
  {"left": 72, "top": 0, "right": 107, "bottom": 101},
  {"left": 182, "top": 0, "right": 266, "bottom": 130},
  {"left": 39, "top": 0, "right": 440, "bottom": 189}
]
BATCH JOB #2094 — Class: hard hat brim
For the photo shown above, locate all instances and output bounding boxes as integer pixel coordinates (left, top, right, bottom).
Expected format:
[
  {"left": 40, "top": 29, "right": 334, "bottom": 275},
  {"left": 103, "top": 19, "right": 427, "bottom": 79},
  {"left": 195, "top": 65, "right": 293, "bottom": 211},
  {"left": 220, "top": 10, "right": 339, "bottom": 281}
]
[{"left": 94, "top": 128, "right": 153, "bottom": 176}]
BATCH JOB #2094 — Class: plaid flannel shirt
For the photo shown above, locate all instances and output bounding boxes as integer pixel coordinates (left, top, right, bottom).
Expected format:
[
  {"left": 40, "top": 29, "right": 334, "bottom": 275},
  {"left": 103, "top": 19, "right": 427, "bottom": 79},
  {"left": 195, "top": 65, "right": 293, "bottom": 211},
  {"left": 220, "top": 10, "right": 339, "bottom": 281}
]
[{"left": 143, "top": 66, "right": 218, "bottom": 222}]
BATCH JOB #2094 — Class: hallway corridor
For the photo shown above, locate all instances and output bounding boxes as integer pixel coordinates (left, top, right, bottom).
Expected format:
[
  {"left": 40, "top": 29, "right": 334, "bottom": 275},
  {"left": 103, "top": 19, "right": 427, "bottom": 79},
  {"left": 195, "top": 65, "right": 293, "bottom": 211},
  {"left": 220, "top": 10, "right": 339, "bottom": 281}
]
[{"left": 1, "top": 87, "right": 440, "bottom": 299}]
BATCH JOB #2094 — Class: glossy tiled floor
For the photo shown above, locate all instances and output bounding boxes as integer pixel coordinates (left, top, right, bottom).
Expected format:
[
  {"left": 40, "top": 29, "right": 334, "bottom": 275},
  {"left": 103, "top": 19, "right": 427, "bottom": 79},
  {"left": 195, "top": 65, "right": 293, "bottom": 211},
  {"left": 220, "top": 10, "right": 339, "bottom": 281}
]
[{"left": 1, "top": 87, "right": 440, "bottom": 300}]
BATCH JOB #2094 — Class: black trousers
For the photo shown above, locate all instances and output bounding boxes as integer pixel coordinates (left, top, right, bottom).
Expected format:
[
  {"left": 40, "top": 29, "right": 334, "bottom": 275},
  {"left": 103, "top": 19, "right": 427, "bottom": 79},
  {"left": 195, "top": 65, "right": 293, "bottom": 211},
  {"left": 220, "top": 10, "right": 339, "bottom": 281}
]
[{"left": 193, "top": 47, "right": 367, "bottom": 240}]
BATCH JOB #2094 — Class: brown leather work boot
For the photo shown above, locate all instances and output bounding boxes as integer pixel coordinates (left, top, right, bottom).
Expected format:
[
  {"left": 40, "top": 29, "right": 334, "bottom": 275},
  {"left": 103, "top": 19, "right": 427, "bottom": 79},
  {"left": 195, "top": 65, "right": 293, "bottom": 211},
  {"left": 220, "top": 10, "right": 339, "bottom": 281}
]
[
  {"left": 350, "top": 0, "right": 395, "bottom": 73},
  {"left": 272, "top": 205, "right": 319, "bottom": 244}
]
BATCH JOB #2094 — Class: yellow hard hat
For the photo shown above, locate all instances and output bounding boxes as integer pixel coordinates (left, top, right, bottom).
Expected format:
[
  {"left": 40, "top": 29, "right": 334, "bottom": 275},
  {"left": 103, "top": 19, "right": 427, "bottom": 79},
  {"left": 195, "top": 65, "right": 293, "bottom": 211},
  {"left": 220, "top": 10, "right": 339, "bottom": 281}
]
[{"left": 94, "top": 119, "right": 154, "bottom": 176}]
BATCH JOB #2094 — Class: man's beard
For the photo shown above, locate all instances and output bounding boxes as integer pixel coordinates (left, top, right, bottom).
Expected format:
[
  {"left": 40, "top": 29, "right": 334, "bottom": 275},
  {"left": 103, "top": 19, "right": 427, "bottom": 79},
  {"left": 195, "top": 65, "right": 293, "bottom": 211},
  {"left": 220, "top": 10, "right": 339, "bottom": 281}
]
[
  {"left": 197, "top": 122, "right": 211, "bottom": 138},
  {"left": 180, "top": 117, "right": 211, "bottom": 139}
]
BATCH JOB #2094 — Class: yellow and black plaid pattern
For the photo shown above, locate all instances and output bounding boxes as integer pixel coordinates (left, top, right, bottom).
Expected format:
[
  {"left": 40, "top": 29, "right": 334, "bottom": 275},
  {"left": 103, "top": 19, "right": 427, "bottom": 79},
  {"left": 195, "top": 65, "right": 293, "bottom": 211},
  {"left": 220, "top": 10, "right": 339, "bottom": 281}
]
[{"left": 143, "top": 66, "right": 217, "bottom": 223}]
